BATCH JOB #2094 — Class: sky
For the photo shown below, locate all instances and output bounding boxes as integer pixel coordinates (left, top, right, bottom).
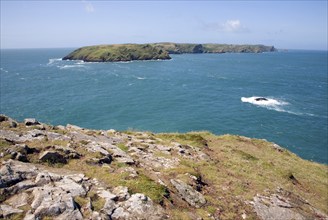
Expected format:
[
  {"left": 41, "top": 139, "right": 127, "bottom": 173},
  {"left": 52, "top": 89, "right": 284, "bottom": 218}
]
[{"left": 0, "top": 1, "right": 327, "bottom": 50}]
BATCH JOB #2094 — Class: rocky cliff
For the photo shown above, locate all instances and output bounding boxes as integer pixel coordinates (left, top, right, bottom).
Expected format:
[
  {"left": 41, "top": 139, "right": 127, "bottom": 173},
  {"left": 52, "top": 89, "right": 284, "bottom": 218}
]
[
  {"left": 0, "top": 115, "right": 327, "bottom": 220},
  {"left": 63, "top": 43, "right": 276, "bottom": 62}
]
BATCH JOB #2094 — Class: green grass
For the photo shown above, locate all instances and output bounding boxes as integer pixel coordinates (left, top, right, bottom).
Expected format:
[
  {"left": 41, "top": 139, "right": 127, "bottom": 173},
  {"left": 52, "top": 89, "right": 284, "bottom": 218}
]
[
  {"left": 156, "top": 132, "right": 210, "bottom": 148},
  {"left": 117, "top": 143, "right": 129, "bottom": 152},
  {"left": 88, "top": 191, "right": 105, "bottom": 212}
]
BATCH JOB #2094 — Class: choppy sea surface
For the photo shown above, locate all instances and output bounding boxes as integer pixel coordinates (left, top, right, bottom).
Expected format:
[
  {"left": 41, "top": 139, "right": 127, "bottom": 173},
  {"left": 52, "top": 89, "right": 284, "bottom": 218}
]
[{"left": 1, "top": 48, "right": 327, "bottom": 164}]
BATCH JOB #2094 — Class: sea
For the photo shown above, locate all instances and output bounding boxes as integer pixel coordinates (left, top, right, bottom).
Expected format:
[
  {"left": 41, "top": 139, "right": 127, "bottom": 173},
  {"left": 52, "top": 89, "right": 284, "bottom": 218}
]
[{"left": 0, "top": 48, "right": 327, "bottom": 164}]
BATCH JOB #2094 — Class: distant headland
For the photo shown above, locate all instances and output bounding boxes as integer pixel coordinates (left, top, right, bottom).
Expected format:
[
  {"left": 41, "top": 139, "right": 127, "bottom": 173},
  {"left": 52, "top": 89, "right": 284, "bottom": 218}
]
[{"left": 62, "top": 43, "right": 276, "bottom": 62}]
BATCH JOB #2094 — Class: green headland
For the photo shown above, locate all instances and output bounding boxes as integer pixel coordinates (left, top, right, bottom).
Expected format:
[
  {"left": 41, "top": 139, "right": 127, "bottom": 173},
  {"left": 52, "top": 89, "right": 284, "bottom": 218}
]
[{"left": 62, "top": 43, "right": 276, "bottom": 62}]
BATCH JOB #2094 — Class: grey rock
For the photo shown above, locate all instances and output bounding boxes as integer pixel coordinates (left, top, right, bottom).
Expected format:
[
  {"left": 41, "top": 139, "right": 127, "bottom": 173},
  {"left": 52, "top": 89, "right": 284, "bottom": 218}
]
[
  {"left": 98, "top": 189, "right": 117, "bottom": 201},
  {"left": 35, "top": 172, "right": 62, "bottom": 185},
  {"left": 5, "top": 179, "right": 36, "bottom": 196},
  {"left": 66, "top": 124, "right": 83, "bottom": 131},
  {"left": 0, "top": 115, "right": 18, "bottom": 127},
  {"left": 111, "top": 193, "right": 166, "bottom": 220},
  {"left": 9, "top": 120, "right": 18, "bottom": 128},
  {"left": 51, "top": 145, "right": 81, "bottom": 159},
  {"left": 46, "top": 131, "right": 71, "bottom": 141},
  {"left": 272, "top": 143, "right": 285, "bottom": 152},
  {"left": 170, "top": 179, "right": 206, "bottom": 208},
  {"left": 101, "top": 198, "right": 117, "bottom": 217},
  {"left": 39, "top": 151, "right": 67, "bottom": 164},
  {"left": 112, "top": 186, "right": 130, "bottom": 201},
  {"left": 0, "top": 114, "right": 9, "bottom": 122},
  {"left": 252, "top": 194, "right": 305, "bottom": 220},
  {"left": 54, "top": 209, "right": 83, "bottom": 220},
  {"left": 6, "top": 192, "right": 29, "bottom": 208},
  {"left": 155, "top": 145, "right": 172, "bottom": 152},
  {"left": 251, "top": 188, "right": 328, "bottom": 220},
  {"left": 0, "top": 160, "right": 38, "bottom": 188},
  {"left": 111, "top": 207, "right": 129, "bottom": 219},
  {"left": 54, "top": 125, "right": 66, "bottom": 130},
  {"left": 91, "top": 211, "right": 102, "bottom": 220},
  {"left": 66, "top": 173, "right": 86, "bottom": 184},
  {"left": 100, "top": 142, "right": 135, "bottom": 164},
  {"left": 0, "top": 160, "right": 89, "bottom": 220},
  {"left": 30, "top": 186, "right": 82, "bottom": 219},
  {"left": 0, "top": 204, "right": 23, "bottom": 218},
  {"left": 54, "top": 176, "right": 87, "bottom": 197},
  {"left": 0, "top": 129, "right": 21, "bottom": 143},
  {"left": 133, "top": 150, "right": 179, "bottom": 169},
  {"left": 18, "top": 129, "right": 45, "bottom": 142},
  {"left": 24, "top": 118, "right": 40, "bottom": 126},
  {"left": 86, "top": 142, "right": 111, "bottom": 156}
]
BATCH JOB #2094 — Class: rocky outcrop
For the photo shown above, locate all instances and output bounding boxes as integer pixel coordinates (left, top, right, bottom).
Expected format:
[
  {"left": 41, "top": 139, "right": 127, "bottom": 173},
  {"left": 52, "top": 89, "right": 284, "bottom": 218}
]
[
  {"left": 0, "top": 115, "right": 327, "bottom": 220},
  {"left": 39, "top": 151, "right": 67, "bottom": 164},
  {"left": 24, "top": 118, "right": 40, "bottom": 126},
  {"left": 0, "top": 114, "right": 17, "bottom": 128},
  {"left": 0, "top": 160, "right": 166, "bottom": 220},
  {"left": 0, "top": 204, "right": 23, "bottom": 218},
  {"left": 251, "top": 188, "right": 328, "bottom": 220},
  {"left": 170, "top": 179, "right": 206, "bottom": 208},
  {"left": 110, "top": 193, "right": 166, "bottom": 220}
]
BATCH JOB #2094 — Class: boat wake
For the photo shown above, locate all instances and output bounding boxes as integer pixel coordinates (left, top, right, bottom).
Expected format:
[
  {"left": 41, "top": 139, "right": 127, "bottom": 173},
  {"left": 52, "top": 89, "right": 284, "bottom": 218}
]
[
  {"left": 241, "top": 96, "right": 326, "bottom": 118},
  {"left": 241, "top": 96, "right": 288, "bottom": 107},
  {"left": 241, "top": 96, "right": 295, "bottom": 114}
]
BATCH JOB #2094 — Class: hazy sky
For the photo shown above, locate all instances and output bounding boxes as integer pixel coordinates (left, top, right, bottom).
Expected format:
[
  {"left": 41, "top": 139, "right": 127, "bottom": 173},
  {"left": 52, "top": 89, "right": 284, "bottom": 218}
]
[{"left": 1, "top": 1, "right": 327, "bottom": 50}]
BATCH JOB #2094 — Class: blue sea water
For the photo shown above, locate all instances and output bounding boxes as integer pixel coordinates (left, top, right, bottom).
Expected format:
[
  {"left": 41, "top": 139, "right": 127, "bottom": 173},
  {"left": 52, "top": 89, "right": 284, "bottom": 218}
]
[{"left": 0, "top": 48, "right": 327, "bottom": 164}]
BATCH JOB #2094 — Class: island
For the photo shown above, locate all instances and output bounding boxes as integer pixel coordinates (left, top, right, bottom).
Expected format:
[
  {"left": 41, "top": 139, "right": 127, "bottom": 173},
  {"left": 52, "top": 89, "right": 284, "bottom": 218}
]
[
  {"left": 0, "top": 115, "right": 327, "bottom": 220},
  {"left": 62, "top": 43, "right": 276, "bottom": 62}
]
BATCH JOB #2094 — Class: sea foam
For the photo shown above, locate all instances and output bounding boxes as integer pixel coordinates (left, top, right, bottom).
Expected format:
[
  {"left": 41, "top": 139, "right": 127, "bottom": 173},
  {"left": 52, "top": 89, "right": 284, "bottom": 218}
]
[
  {"left": 241, "top": 96, "right": 288, "bottom": 107},
  {"left": 241, "top": 96, "right": 290, "bottom": 113}
]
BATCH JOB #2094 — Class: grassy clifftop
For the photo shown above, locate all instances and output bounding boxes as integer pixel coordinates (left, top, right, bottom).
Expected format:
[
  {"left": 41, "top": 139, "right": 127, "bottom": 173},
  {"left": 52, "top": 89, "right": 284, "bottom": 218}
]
[
  {"left": 63, "top": 43, "right": 276, "bottom": 62},
  {"left": 0, "top": 115, "right": 327, "bottom": 219},
  {"left": 152, "top": 42, "right": 276, "bottom": 54},
  {"left": 63, "top": 44, "right": 171, "bottom": 62}
]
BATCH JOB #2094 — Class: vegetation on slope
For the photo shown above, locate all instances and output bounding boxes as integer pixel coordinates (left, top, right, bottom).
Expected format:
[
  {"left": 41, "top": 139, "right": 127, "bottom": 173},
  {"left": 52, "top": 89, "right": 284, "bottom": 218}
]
[
  {"left": 1, "top": 116, "right": 326, "bottom": 220},
  {"left": 63, "top": 44, "right": 171, "bottom": 62},
  {"left": 63, "top": 43, "right": 276, "bottom": 62},
  {"left": 152, "top": 42, "right": 276, "bottom": 54}
]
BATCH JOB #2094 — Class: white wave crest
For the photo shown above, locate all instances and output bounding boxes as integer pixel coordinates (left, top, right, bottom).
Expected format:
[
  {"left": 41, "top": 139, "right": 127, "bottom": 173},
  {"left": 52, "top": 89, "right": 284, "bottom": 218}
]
[
  {"left": 241, "top": 96, "right": 292, "bottom": 114},
  {"left": 47, "top": 58, "right": 62, "bottom": 65},
  {"left": 59, "top": 64, "right": 86, "bottom": 69},
  {"left": 241, "top": 96, "right": 325, "bottom": 118},
  {"left": 241, "top": 96, "right": 288, "bottom": 107},
  {"left": 0, "top": 68, "right": 9, "bottom": 73}
]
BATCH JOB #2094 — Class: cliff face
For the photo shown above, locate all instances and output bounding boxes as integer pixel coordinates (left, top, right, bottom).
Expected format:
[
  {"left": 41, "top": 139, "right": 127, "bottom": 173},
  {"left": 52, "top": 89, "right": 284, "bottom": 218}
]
[
  {"left": 0, "top": 115, "right": 327, "bottom": 220},
  {"left": 63, "top": 43, "right": 276, "bottom": 62}
]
